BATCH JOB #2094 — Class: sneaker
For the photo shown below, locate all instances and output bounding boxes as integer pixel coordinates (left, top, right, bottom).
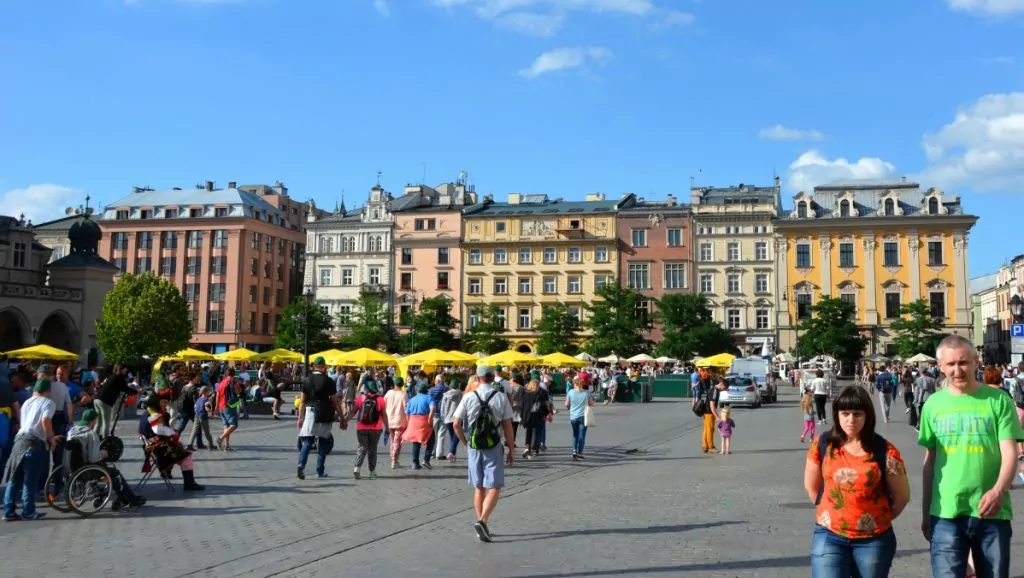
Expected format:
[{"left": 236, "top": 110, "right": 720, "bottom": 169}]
[
  {"left": 297, "top": 467, "right": 305, "bottom": 480},
  {"left": 572, "top": 453, "right": 579, "bottom": 461},
  {"left": 317, "top": 472, "right": 329, "bottom": 478},
  {"left": 21, "top": 512, "right": 45, "bottom": 521},
  {"left": 799, "top": 437, "right": 804, "bottom": 443},
  {"left": 273, "top": 414, "right": 280, "bottom": 421},
  {"left": 216, "top": 439, "right": 225, "bottom": 451},
  {"left": 2, "top": 514, "right": 20, "bottom": 522},
  {"left": 368, "top": 471, "right": 378, "bottom": 479},
  {"left": 413, "top": 463, "right": 422, "bottom": 470},
  {"left": 522, "top": 449, "right": 530, "bottom": 458},
  {"left": 353, "top": 468, "right": 361, "bottom": 480},
  {"left": 473, "top": 521, "right": 492, "bottom": 543},
  {"left": 423, "top": 462, "right": 433, "bottom": 470},
  {"left": 577, "top": 453, "right": 585, "bottom": 460},
  {"left": 447, "top": 453, "right": 456, "bottom": 464}
]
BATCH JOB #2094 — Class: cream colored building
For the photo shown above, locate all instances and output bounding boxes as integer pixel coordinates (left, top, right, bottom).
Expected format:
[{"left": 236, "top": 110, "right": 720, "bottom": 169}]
[{"left": 691, "top": 179, "right": 782, "bottom": 355}]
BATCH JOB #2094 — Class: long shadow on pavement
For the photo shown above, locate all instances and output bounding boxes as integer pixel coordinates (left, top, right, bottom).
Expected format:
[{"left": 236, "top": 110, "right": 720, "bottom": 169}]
[{"left": 496, "top": 520, "right": 745, "bottom": 543}]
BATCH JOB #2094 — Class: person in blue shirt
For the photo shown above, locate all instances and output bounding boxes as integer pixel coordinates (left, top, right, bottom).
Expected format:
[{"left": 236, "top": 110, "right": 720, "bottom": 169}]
[
  {"left": 874, "top": 366, "right": 894, "bottom": 422},
  {"left": 405, "top": 384, "right": 436, "bottom": 469},
  {"left": 564, "top": 376, "right": 595, "bottom": 460}
]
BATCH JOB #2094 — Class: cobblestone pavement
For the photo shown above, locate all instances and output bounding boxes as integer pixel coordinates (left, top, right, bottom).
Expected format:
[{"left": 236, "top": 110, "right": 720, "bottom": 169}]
[{"left": 4, "top": 385, "right": 1024, "bottom": 577}]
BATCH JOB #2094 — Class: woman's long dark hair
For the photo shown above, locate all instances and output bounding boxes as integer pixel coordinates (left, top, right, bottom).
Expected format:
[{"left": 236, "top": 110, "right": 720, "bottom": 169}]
[{"left": 827, "top": 386, "right": 880, "bottom": 454}]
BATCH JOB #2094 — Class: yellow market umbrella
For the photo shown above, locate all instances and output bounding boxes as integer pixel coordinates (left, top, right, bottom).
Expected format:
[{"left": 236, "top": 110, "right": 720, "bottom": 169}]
[
  {"left": 539, "top": 352, "right": 586, "bottom": 368},
  {"left": 311, "top": 349, "right": 347, "bottom": 364},
  {"left": 447, "top": 350, "right": 479, "bottom": 364},
  {"left": 214, "top": 348, "right": 260, "bottom": 362},
  {"left": 164, "top": 348, "right": 215, "bottom": 361},
  {"left": 695, "top": 352, "right": 736, "bottom": 368},
  {"left": 256, "top": 348, "right": 303, "bottom": 363},
  {"left": 403, "top": 348, "right": 466, "bottom": 366},
  {"left": 335, "top": 348, "right": 397, "bottom": 367},
  {"left": 481, "top": 350, "right": 537, "bottom": 367},
  {"left": 3, "top": 344, "right": 79, "bottom": 361}
]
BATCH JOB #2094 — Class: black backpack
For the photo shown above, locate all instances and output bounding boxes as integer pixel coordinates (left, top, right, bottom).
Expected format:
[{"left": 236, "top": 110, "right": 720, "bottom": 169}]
[
  {"left": 815, "top": 432, "right": 893, "bottom": 507},
  {"left": 469, "top": 390, "right": 501, "bottom": 450},
  {"left": 358, "top": 394, "right": 380, "bottom": 426},
  {"left": 691, "top": 382, "right": 710, "bottom": 417}
]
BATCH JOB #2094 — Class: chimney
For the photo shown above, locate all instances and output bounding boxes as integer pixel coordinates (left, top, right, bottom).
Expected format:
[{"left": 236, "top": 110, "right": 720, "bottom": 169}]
[
  {"left": 666, "top": 194, "right": 677, "bottom": 206},
  {"left": 507, "top": 193, "right": 521, "bottom": 205},
  {"left": 227, "top": 181, "right": 237, "bottom": 189},
  {"left": 585, "top": 193, "right": 606, "bottom": 202},
  {"left": 775, "top": 176, "right": 781, "bottom": 188},
  {"left": 205, "top": 180, "right": 214, "bottom": 191}
]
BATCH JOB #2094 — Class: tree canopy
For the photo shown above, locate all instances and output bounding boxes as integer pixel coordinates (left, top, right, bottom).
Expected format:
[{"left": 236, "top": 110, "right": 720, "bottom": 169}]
[
  {"left": 655, "top": 293, "right": 738, "bottom": 360},
  {"left": 341, "top": 291, "right": 395, "bottom": 351},
  {"left": 891, "top": 297, "right": 945, "bottom": 358},
  {"left": 584, "top": 281, "right": 652, "bottom": 357},
  {"left": 463, "top": 304, "right": 510, "bottom": 355},
  {"left": 400, "top": 296, "right": 459, "bottom": 353},
  {"left": 535, "top": 303, "right": 581, "bottom": 356},
  {"left": 96, "top": 272, "right": 192, "bottom": 364},
  {"left": 275, "top": 298, "right": 335, "bottom": 354},
  {"left": 796, "top": 295, "right": 867, "bottom": 362}
]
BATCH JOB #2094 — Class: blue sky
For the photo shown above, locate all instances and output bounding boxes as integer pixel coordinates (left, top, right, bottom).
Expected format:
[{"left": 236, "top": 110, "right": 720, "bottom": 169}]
[{"left": 3, "top": 0, "right": 1023, "bottom": 277}]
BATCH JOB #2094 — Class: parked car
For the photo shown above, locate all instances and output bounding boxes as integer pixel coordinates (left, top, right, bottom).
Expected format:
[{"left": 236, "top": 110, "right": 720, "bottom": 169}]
[
  {"left": 729, "top": 357, "right": 776, "bottom": 403},
  {"left": 717, "top": 376, "right": 761, "bottom": 408}
]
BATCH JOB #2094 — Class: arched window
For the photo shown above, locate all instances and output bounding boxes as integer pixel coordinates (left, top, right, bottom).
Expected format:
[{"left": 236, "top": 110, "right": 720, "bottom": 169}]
[
  {"left": 928, "top": 197, "right": 939, "bottom": 215},
  {"left": 341, "top": 236, "right": 351, "bottom": 253},
  {"left": 318, "top": 236, "right": 333, "bottom": 253},
  {"left": 884, "top": 198, "right": 895, "bottom": 216},
  {"left": 797, "top": 201, "right": 807, "bottom": 218},
  {"left": 368, "top": 236, "right": 377, "bottom": 252},
  {"left": 839, "top": 200, "right": 850, "bottom": 217},
  {"left": 376, "top": 235, "right": 384, "bottom": 252}
]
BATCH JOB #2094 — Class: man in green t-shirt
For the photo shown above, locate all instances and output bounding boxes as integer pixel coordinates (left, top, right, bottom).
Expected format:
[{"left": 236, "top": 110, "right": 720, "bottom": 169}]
[{"left": 918, "top": 334, "right": 1024, "bottom": 577}]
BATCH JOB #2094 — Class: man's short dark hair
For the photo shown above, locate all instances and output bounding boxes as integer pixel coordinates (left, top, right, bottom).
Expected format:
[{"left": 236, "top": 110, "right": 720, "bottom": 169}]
[{"left": 226, "top": 368, "right": 236, "bottom": 377}]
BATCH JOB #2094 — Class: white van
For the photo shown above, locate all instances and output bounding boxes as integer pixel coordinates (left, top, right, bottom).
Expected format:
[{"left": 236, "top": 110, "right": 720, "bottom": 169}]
[{"left": 728, "top": 357, "right": 777, "bottom": 403}]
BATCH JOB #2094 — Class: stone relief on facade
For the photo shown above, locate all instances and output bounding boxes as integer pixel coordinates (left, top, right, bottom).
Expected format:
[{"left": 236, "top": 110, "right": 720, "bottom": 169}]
[
  {"left": 863, "top": 237, "right": 877, "bottom": 253},
  {"left": 908, "top": 235, "right": 919, "bottom": 255},
  {"left": 819, "top": 239, "right": 833, "bottom": 252},
  {"left": 953, "top": 235, "right": 968, "bottom": 255},
  {"left": 521, "top": 219, "right": 555, "bottom": 238}
]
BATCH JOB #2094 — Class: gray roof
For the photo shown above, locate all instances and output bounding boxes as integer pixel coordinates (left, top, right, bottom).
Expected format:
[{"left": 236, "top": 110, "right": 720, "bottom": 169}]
[
  {"left": 782, "top": 182, "right": 967, "bottom": 219},
  {"left": 31, "top": 215, "right": 80, "bottom": 231},
  {"left": 692, "top": 184, "right": 779, "bottom": 206},
  {"left": 969, "top": 273, "right": 998, "bottom": 295},
  {"left": 464, "top": 198, "right": 622, "bottom": 216},
  {"left": 102, "top": 186, "right": 285, "bottom": 223}
]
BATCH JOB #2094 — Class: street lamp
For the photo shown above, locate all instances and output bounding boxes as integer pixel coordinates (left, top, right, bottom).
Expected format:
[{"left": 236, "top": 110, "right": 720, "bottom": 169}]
[
  {"left": 300, "top": 287, "right": 315, "bottom": 378},
  {"left": 1010, "top": 294, "right": 1023, "bottom": 323}
]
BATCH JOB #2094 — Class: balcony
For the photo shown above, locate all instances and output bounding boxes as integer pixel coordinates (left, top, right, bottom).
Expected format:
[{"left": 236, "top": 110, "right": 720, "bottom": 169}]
[
  {"left": 556, "top": 218, "right": 586, "bottom": 239},
  {"left": 360, "top": 283, "right": 388, "bottom": 295}
]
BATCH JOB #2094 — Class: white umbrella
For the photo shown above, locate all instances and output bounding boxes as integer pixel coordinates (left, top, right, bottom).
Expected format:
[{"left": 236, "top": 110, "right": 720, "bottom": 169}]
[
  {"left": 598, "top": 354, "right": 621, "bottom": 364},
  {"left": 775, "top": 352, "right": 796, "bottom": 363},
  {"left": 575, "top": 352, "right": 596, "bottom": 362},
  {"left": 760, "top": 341, "right": 771, "bottom": 358},
  {"left": 655, "top": 356, "right": 678, "bottom": 364},
  {"left": 906, "top": 353, "right": 935, "bottom": 363},
  {"left": 628, "top": 353, "right": 656, "bottom": 363}
]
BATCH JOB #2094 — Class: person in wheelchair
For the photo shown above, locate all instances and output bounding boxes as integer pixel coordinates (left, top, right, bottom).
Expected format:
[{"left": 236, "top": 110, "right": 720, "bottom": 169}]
[
  {"left": 142, "top": 394, "right": 205, "bottom": 491},
  {"left": 66, "top": 409, "right": 146, "bottom": 509}
]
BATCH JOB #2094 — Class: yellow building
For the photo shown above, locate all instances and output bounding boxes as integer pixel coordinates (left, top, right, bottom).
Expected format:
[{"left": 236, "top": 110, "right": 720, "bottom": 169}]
[
  {"left": 461, "top": 193, "right": 624, "bottom": 353},
  {"left": 774, "top": 180, "right": 978, "bottom": 356}
]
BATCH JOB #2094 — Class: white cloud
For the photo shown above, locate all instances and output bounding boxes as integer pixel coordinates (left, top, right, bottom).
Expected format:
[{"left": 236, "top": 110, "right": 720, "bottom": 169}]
[
  {"left": 497, "top": 11, "right": 565, "bottom": 35},
  {"left": 946, "top": 0, "right": 1024, "bottom": 15},
  {"left": 652, "top": 10, "right": 695, "bottom": 29},
  {"left": 759, "top": 124, "right": 827, "bottom": 142},
  {"left": 431, "top": 0, "right": 658, "bottom": 36},
  {"left": 786, "top": 151, "right": 898, "bottom": 193},
  {"left": 373, "top": 0, "right": 391, "bottom": 16},
  {"left": 518, "top": 46, "right": 613, "bottom": 79},
  {"left": 917, "top": 92, "right": 1024, "bottom": 191},
  {"left": 0, "top": 184, "right": 86, "bottom": 226},
  {"left": 983, "top": 56, "right": 1016, "bottom": 65}
]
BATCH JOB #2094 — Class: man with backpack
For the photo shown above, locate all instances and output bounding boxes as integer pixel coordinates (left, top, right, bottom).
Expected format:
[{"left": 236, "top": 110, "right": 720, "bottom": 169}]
[
  {"left": 874, "top": 366, "right": 894, "bottom": 423},
  {"left": 296, "top": 357, "right": 346, "bottom": 480},
  {"left": 350, "top": 380, "right": 387, "bottom": 480},
  {"left": 453, "top": 364, "right": 515, "bottom": 543}
]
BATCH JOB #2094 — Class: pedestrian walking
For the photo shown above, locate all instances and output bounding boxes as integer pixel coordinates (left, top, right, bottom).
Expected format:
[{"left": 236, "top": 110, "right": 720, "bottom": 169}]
[
  {"left": 296, "top": 357, "right": 346, "bottom": 480},
  {"left": 800, "top": 391, "right": 815, "bottom": 443},
  {"left": 564, "top": 376, "right": 594, "bottom": 460},
  {"left": 716, "top": 406, "right": 735, "bottom": 455},
  {"left": 874, "top": 366, "right": 894, "bottom": 423},
  {"left": 352, "top": 380, "right": 387, "bottom": 480}
]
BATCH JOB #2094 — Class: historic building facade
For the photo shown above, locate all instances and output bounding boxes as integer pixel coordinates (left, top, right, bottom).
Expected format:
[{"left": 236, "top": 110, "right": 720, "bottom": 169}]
[
  {"left": 391, "top": 179, "right": 477, "bottom": 335},
  {"left": 98, "top": 180, "right": 312, "bottom": 352},
  {"left": 691, "top": 180, "right": 782, "bottom": 355},
  {"left": 306, "top": 184, "right": 395, "bottom": 338},
  {"left": 774, "top": 179, "right": 978, "bottom": 357},
  {"left": 616, "top": 195, "right": 694, "bottom": 342},
  {"left": 461, "top": 193, "right": 624, "bottom": 353}
]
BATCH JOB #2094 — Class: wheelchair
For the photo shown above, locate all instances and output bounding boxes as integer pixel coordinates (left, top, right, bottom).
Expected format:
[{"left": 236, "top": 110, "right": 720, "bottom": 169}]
[{"left": 43, "top": 439, "right": 121, "bottom": 517}]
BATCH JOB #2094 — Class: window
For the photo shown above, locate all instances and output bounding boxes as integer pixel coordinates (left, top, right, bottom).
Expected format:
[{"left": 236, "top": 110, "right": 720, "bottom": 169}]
[
  {"left": 495, "top": 308, "right": 506, "bottom": 329},
  {"left": 628, "top": 263, "right": 649, "bottom": 289},
  {"left": 399, "top": 305, "right": 413, "bottom": 325},
  {"left": 213, "top": 230, "right": 228, "bottom": 248},
  {"left": 251, "top": 232, "right": 260, "bottom": 249},
  {"left": 469, "top": 249, "right": 482, "bottom": 265},
  {"left": 401, "top": 248, "right": 412, "bottom": 265},
  {"left": 189, "top": 208, "right": 202, "bottom": 218},
  {"left": 494, "top": 277, "right": 508, "bottom": 294},
  {"left": 839, "top": 242, "right": 855, "bottom": 267},
  {"left": 797, "top": 293, "right": 812, "bottom": 319},
  {"left": 246, "top": 258, "right": 256, "bottom": 276},
  {"left": 930, "top": 292, "right": 946, "bottom": 319},
  {"left": 318, "top": 236, "right": 333, "bottom": 253},
  {"left": 928, "top": 197, "right": 939, "bottom": 215},
  {"left": 928, "top": 241, "right": 943, "bottom": 266},
  {"left": 727, "top": 274, "right": 741, "bottom": 293},
  {"left": 209, "top": 283, "right": 226, "bottom": 302},
  {"left": 248, "top": 285, "right": 257, "bottom": 304},
  {"left": 400, "top": 272, "right": 412, "bottom": 290},
  {"left": 543, "top": 248, "right": 557, "bottom": 263},
  {"left": 518, "top": 307, "right": 531, "bottom": 330},
  {"left": 664, "top": 263, "right": 685, "bottom": 289},
  {"left": 495, "top": 222, "right": 506, "bottom": 233},
  {"left": 699, "top": 273, "right": 713, "bottom": 293},
  {"left": 635, "top": 299, "right": 651, "bottom": 322},
  {"left": 883, "top": 241, "right": 899, "bottom": 267},
  {"left": 278, "top": 238, "right": 286, "bottom": 256},
  {"left": 595, "top": 246, "right": 609, "bottom": 262},
  {"left": 210, "top": 256, "right": 226, "bottom": 276},
  {"left": 631, "top": 229, "right": 647, "bottom": 247},
  {"left": 188, "top": 308, "right": 199, "bottom": 332},
  {"left": 543, "top": 276, "right": 556, "bottom": 293},
  {"left": 262, "top": 313, "right": 270, "bottom": 334},
  {"left": 755, "top": 273, "right": 769, "bottom": 293},
  {"left": 568, "top": 276, "right": 582, "bottom": 294},
  {"left": 517, "top": 248, "right": 532, "bottom": 264},
  {"left": 263, "top": 261, "right": 271, "bottom": 278},
  {"left": 567, "top": 306, "right": 581, "bottom": 325},
  {"left": 161, "top": 231, "right": 177, "bottom": 248},
  {"left": 112, "top": 232, "right": 129, "bottom": 250},
  {"left": 468, "top": 308, "right": 480, "bottom": 329},
  {"left": 367, "top": 236, "right": 377, "bottom": 252},
  {"left": 796, "top": 243, "right": 811, "bottom": 268},
  {"left": 337, "top": 305, "right": 352, "bottom": 325},
  {"left": 667, "top": 228, "right": 682, "bottom": 247},
  {"left": 138, "top": 232, "right": 153, "bottom": 249},
  {"left": 700, "top": 242, "right": 713, "bottom": 262},
  {"left": 839, "top": 200, "right": 850, "bottom": 217},
  {"left": 756, "top": 308, "right": 770, "bottom": 330},
  {"left": 275, "top": 289, "right": 283, "bottom": 306},
  {"left": 438, "top": 247, "right": 449, "bottom": 265},
  {"left": 727, "top": 242, "right": 740, "bottom": 261},
  {"left": 342, "top": 268, "right": 354, "bottom": 286},
  {"left": 595, "top": 275, "right": 610, "bottom": 291},
  {"left": 263, "top": 287, "right": 270, "bottom": 305},
  {"left": 113, "top": 258, "right": 127, "bottom": 273},
  {"left": 885, "top": 293, "right": 901, "bottom": 319},
  {"left": 247, "top": 311, "right": 256, "bottom": 333},
  {"left": 135, "top": 257, "right": 151, "bottom": 273},
  {"left": 494, "top": 249, "right": 508, "bottom": 264},
  {"left": 319, "top": 268, "right": 333, "bottom": 286},
  {"left": 468, "top": 278, "right": 481, "bottom": 294},
  {"left": 518, "top": 277, "right": 532, "bottom": 294},
  {"left": 840, "top": 293, "right": 856, "bottom": 316},
  {"left": 214, "top": 207, "right": 228, "bottom": 218},
  {"left": 368, "top": 267, "right": 381, "bottom": 285},
  {"left": 341, "top": 237, "right": 352, "bottom": 252},
  {"left": 116, "top": 210, "right": 129, "bottom": 220},
  {"left": 277, "top": 264, "right": 283, "bottom": 281},
  {"left": 187, "top": 231, "right": 202, "bottom": 249},
  {"left": 884, "top": 198, "right": 895, "bottom": 216},
  {"left": 797, "top": 202, "right": 807, "bottom": 218},
  {"left": 165, "top": 209, "right": 179, "bottom": 219},
  {"left": 161, "top": 257, "right": 176, "bottom": 275},
  {"left": 437, "top": 272, "right": 449, "bottom": 289},
  {"left": 207, "top": 310, "right": 224, "bottom": 333},
  {"left": 568, "top": 247, "right": 581, "bottom": 263},
  {"left": 414, "top": 219, "right": 425, "bottom": 231},
  {"left": 187, "top": 257, "right": 202, "bottom": 276},
  {"left": 755, "top": 241, "right": 768, "bottom": 261}
]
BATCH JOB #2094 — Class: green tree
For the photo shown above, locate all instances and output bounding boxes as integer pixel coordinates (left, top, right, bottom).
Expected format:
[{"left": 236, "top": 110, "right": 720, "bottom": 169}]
[
  {"left": 400, "top": 296, "right": 459, "bottom": 353},
  {"left": 341, "top": 291, "right": 394, "bottom": 351},
  {"left": 536, "top": 303, "right": 581, "bottom": 356},
  {"left": 584, "top": 281, "right": 652, "bottom": 357},
  {"left": 796, "top": 295, "right": 867, "bottom": 362},
  {"left": 655, "top": 293, "right": 737, "bottom": 360},
  {"left": 891, "top": 298, "right": 945, "bottom": 358},
  {"left": 96, "top": 272, "right": 192, "bottom": 364},
  {"left": 463, "top": 305, "right": 509, "bottom": 355},
  {"left": 275, "top": 299, "right": 335, "bottom": 354}
]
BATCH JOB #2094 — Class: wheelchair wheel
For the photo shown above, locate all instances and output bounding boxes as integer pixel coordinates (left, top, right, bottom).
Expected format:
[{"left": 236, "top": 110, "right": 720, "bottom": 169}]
[
  {"left": 66, "top": 465, "right": 114, "bottom": 517},
  {"left": 43, "top": 467, "right": 72, "bottom": 513},
  {"left": 100, "top": 436, "right": 124, "bottom": 463}
]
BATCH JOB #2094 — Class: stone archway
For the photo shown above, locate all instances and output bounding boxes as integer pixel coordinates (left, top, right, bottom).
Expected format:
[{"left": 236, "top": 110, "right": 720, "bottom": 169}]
[
  {"left": 0, "top": 307, "right": 30, "bottom": 352},
  {"left": 515, "top": 343, "right": 533, "bottom": 354},
  {"left": 36, "top": 310, "right": 79, "bottom": 353}
]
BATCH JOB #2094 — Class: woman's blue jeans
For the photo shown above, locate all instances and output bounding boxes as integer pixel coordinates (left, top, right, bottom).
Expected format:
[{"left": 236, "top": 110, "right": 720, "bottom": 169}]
[
  {"left": 3, "top": 444, "right": 47, "bottom": 518},
  {"left": 570, "top": 417, "right": 587, "bottom": 454},
  {"left": 810, "top": 525, "right": 896, "bottom": 578}
]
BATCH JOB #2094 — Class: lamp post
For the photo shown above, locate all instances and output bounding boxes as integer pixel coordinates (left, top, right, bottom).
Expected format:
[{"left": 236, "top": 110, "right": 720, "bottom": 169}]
[
  {"left": 1011, "top": 294, "right": 1023, "bottom": 323},
  {"left": 301, "top": 287, "right": 315, "bottom": 379}
]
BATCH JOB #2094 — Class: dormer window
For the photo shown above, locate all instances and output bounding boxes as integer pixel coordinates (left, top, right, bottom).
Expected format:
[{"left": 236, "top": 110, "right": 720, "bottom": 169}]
[
  {"left": 797, "top": 202, "right": 807, "bottom": 218},
  {"left": 883, "top": 198, "right": 895, "bottom": 216},
  {"left": 928, "top": 196, "right": 939, "bottom": 215},
  {"left": 372, "top": 209, "right": 380, "bottom": 220},
  {"left": 839, "top": 200, "right": 850, "bottom": 217}
]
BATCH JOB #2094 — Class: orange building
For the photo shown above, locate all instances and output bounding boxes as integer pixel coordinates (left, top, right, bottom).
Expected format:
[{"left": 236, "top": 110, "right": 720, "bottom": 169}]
[{"left": 97, "top": 180, "right": 317, "bottom": 352}]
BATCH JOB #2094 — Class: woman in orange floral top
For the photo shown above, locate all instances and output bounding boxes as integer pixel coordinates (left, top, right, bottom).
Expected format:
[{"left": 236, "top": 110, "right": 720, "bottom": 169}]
[{"left": 803, "top": 386, "right": 911, "bottom": 578}]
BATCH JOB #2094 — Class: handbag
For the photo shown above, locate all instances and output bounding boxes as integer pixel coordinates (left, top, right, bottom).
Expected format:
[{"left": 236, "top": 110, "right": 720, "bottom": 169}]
[{"left": 584, "top": 405, "right": 595, "bottom": 428}]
